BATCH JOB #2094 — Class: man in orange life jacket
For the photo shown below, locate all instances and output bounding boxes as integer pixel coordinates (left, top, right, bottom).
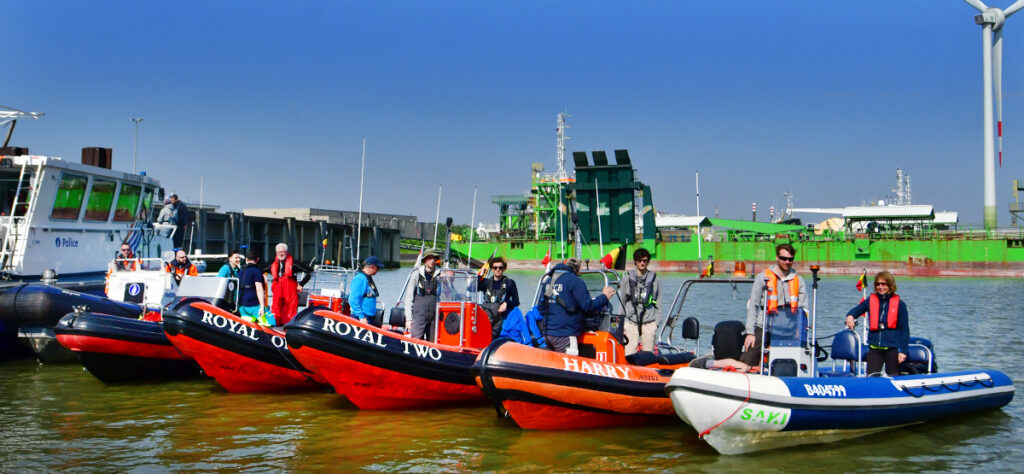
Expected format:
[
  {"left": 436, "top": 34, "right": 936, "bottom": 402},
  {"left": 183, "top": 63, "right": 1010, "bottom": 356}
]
[
  {"left": 267, "top": 243, "right": 312, "bottom": 326},
  {"left": 164, "top": 249, "right": 198, "bottom": 284},
  {"left": 113, "top": 243, "right": 140, "bottom": 271},
  {"left": 740, "top": 243, "right": 807, "bottom": 367},
  {"left": 844, "top": 270, "right": 910, "bottom": 376}
]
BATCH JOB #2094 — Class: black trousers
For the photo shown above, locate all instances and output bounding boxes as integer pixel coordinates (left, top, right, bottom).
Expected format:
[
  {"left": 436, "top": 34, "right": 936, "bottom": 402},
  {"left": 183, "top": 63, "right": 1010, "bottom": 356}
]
[{"left": 866, "top": 347, "right": 900, "bottom": 376}]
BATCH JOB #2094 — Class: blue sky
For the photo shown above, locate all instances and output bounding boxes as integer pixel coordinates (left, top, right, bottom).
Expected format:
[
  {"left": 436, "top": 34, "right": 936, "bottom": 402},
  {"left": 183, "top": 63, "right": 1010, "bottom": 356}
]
[{"left": 5, "top": 1, "right": 1022, "bottom": 226}]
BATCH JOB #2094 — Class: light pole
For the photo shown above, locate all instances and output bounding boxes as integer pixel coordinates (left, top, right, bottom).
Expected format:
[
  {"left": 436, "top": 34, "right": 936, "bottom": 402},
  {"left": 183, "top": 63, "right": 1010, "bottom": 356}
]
[{"left": 130, "top": 117, "right": 143, "bottom": 174}]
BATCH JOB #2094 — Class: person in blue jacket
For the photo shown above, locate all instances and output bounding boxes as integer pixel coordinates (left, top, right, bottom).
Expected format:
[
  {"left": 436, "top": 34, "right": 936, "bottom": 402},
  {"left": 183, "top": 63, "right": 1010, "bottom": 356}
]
[
  {"left": 844, "top": 270, "right": 910, "bottom": 376},
  {"left": 349, "top": 256, "right": 382, "bottom": 323},
  {"left": 217, "top": 250, "right": 242, "bottom": 278},
  {"left": 540, "top": 258, "right": 616, "bottom": 354}
]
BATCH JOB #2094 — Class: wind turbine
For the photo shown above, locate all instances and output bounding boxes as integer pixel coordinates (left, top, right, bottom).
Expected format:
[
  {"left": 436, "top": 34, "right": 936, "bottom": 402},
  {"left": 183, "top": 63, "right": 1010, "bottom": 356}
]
[{"left": 964, "top": 0, "right": 1024, "bottom": 229}]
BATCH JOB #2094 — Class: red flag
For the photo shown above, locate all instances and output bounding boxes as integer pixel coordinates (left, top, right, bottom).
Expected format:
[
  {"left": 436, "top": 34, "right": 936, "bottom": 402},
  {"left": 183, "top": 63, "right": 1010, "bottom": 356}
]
[{"left": 541, "top": 245, "right": 551, "bottom": 266}]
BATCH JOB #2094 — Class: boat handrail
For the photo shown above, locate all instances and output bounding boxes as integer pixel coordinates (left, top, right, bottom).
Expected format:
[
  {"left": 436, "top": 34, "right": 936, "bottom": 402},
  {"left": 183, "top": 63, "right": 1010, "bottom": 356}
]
[
  {"left": 658, "top": 277, "right": 754, "bottom": 348},
  {"left": 529, "top": 268, "right": 621, "bottom": 307}
]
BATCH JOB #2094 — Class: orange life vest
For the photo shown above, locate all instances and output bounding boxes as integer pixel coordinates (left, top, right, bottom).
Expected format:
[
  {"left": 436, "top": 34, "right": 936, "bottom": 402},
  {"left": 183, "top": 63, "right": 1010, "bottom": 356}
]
[
  {"left": 165, "top": 261, "right": 198, "bottom": 277},
  {"left": 764, "top": 269, "right": 799, "bottom": 313},
  {"left": 867, "top": 293, "right": 900, "bottom": 330}
]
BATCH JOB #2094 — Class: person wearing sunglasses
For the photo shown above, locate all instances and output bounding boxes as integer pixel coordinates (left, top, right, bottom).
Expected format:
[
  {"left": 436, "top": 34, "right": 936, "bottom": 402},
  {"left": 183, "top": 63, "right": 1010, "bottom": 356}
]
[
  {"left": 740, "top": 243, "right": 807, "bottom": 367},
  {"left": 843, "top": 271, "right": 909, "bottom": 376},
  {"left": 478, "top": 256, "right": 520, "bottom": 339},
  {"left": 618, "top": 247, "right": 661, "bottom": 355}
]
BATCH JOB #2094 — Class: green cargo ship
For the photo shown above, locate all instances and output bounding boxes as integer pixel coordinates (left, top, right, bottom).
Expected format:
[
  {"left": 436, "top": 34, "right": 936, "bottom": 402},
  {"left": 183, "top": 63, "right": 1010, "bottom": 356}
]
[{"left": 451, "top": 129, "right": 1024, "bottom": 277}]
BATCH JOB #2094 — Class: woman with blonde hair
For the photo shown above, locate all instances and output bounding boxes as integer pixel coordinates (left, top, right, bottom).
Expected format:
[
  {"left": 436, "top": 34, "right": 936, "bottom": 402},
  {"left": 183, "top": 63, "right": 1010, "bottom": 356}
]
[{"left": 844, "top": 271, "right": 910, "bottom": 376}]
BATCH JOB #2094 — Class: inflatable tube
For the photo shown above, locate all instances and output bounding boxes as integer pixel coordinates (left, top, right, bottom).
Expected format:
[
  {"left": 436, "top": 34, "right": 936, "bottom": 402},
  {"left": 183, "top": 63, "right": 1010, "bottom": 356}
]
[
  {"left": 163, "top": 301, "right": 326, "bottom": 392},
  {"left": 285, "top": 309, "right": 487, "bottom": 409},
  {"left": 54, "top": 311, "right": 201, "bottom": 383},
  {"left": 0, "top": 283, "right": 142, "bottom": 329},
  {"left": 666, "top": 366, "right": 1016, "bottom": 454},
  {"left": 474, "top": 338, "right": 678, "bottom": 430}
]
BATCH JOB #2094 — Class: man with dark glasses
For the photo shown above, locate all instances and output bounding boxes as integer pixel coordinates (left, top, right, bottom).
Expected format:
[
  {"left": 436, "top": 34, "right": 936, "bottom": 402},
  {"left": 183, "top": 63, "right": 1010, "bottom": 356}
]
[
  {"left": 618, "top": 247, "right": 661, "bottom": 355},
  {"left": 478, "top": 256, "right": 520, "bottom": 339},
  {"left": 740, "top": 243, "right": 807, "bottom": 367}
]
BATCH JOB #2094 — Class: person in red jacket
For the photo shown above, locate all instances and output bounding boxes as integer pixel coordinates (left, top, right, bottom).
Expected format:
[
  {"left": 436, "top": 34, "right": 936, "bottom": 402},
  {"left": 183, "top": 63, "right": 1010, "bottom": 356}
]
[{"left": 267, "top": 243, "right": 312, "bottom": 325}]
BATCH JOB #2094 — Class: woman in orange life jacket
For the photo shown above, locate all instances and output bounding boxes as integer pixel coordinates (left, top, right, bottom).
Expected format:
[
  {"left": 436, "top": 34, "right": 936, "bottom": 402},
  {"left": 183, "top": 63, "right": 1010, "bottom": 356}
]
[
  {"left": 844, "top": 271, "right": 910, "bottom": 376},
  {"left": 164, "top": 249, "right": 198, "bottom": 285}
]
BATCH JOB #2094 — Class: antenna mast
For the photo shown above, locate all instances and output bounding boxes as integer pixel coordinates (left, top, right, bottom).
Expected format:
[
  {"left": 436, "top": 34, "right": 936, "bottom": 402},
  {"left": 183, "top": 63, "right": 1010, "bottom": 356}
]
[{"left": 554, "top": 112, "right": 571, "bottom": 182}]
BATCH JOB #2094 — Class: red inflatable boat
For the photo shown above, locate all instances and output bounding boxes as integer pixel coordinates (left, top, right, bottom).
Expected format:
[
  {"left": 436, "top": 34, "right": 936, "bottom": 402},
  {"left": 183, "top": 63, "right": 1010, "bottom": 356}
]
[{"left": 163, "top": 301, "right": 327, "bottom": 392}]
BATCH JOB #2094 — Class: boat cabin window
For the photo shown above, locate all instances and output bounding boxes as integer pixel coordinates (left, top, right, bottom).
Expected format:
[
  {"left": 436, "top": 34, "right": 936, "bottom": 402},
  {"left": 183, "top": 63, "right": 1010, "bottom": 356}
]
[
  {"left": 113, "top": 183, "right": 142, "bottom": 222},
  {"left": 438, "top": 273, "right": 478, "bottom": 303},
  {"left": 50, "top": 173, "right": 89, "bottom": 220},
  {"left": 84, "top": 178, "right": 116, "bottom": 221},
  {"left": 0, "top": 170, "right": 30, "bottom": 217},
  {"left": 139, "top": 187, "right": 153, "bottom": 222}
]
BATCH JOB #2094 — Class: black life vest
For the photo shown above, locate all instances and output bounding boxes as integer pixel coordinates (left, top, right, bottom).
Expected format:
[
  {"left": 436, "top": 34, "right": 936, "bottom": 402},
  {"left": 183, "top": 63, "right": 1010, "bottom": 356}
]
[
  {"left": 416, "top": 268, "right": 438, "bottom": 297},
  {"left": 484, "top": 276, "right": 509, "bottom": 304},
  {"left": 626, "top": 270, "right": 657, "bottom": 307}
]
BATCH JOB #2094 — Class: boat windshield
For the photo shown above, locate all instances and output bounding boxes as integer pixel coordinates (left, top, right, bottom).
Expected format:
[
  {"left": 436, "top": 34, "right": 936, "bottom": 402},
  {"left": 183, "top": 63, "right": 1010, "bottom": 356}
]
[
  {"left": 306, "top": 266, "right": 354, "bottom": 298},
  {"left": 767, "top": 307, "right": 808, "bottom": 348},
  {"left": 438, "top": 273, "right": 478, "bottom": 303}
]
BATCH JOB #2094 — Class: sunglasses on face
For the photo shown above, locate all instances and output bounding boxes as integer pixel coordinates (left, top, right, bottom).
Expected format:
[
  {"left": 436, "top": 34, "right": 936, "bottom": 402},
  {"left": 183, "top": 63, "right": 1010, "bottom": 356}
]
[
  {"left": 777, "top": 255, "right": 794, "bottom": 262},
  {"left": 491, "top": 266, "right": 505, "bottom": 270}
]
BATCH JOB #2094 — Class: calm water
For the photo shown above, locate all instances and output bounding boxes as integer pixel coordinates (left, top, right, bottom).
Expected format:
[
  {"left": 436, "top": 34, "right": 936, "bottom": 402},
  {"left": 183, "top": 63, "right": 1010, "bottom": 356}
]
[{"left": 1, "top": 269, "right": 1022, "bottom": 471}]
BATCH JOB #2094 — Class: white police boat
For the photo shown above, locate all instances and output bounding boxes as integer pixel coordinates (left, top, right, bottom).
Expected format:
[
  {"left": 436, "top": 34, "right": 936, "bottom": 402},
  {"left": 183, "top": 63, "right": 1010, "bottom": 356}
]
[{"left": 665, "top": 266, "right": 1015, "bottom": 455}]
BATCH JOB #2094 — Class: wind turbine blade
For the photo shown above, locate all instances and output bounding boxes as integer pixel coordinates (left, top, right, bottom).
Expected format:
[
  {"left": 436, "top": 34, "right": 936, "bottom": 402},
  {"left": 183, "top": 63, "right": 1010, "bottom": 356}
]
[
  {"left": 964, "top": 0, "right": 988, "bottom": 12},
  {"left": 1005, "top": 0, "right": 1024, "bottom": 17},
  {"left": 995, "top": 28, "right": 1004, "bottom": 166}
]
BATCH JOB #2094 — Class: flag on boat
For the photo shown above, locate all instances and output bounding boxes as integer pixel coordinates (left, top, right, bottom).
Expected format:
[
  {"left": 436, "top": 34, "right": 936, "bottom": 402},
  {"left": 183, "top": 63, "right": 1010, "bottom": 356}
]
[
  {"left": 600, "top": 244, "right": 627, "bottom": 270},
  {"left": 855, "top": 270, "right": 867, "bottom": 292},
  {"left": 477, "top": 248, "right": 497, "bottom": 276},
  {"left": 541, "top": 244, "right": 551, "bottom": 266},
  {"left": 700, "top": 257, "right": 714, "bottom": 278}
]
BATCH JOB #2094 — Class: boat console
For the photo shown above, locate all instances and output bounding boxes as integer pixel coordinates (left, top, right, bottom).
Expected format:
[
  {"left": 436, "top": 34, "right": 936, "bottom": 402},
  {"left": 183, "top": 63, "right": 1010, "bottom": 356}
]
[{"left": 434, "top": 270, "right": 491, "bottom": 349}]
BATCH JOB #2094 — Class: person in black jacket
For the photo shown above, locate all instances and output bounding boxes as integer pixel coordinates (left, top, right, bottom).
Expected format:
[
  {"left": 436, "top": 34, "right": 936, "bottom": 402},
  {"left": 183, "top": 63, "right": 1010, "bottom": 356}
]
[
  {"left": 478, "top": 256, "right": 519, "bottom": 339},
  {"left": 169, "top": 194, "right": 191, "bottom": 249}
]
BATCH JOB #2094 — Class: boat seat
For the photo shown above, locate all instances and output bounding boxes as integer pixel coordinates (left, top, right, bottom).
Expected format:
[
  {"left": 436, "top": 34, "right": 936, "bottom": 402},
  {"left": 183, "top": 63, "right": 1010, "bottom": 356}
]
[
  {"left": 659, "top": 352, "right": 696, "bottom": 365},
  {"left": 819, "top": 329, "right": 861, "bottom": 377},
  {"left": 625, "top": 351, "right": 660, "bottom": 366},
  {"left": 902, "top": 342, "right": 937, "bottom": 374},
  {"left": 680, "top": 317, "right": 699, "bottom": 353},
  {"left": 387, "top": 306, "right": 406, "bottom": 328},
  {"left": 711, "top": 320, "right": 745, "bottom": 360},
  {"left": 624, "top": 350, "right": 696, "bottom": 366}
]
